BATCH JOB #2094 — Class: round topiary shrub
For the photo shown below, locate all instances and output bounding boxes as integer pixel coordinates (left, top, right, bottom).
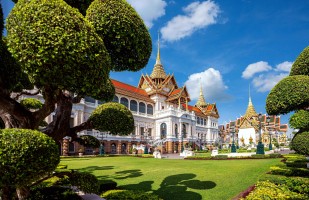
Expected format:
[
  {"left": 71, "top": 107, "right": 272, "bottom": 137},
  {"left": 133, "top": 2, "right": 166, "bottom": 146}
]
[
  {"left": 20, "top": 98, "right": 43, "bottom": 110},
  {"left": 89, "top": 102, "right": 134, "bottom": 135},
  {"left": 69, "top": 171, "right": 99, "bottom": 194},
  {"left": 290, "top": 131, "right": 309, "bottom": 155},
  {"left": 86, "top": 0, "right": 152, "bottom": 72},
  {"left": 0, "top": 129, "right": 60, "bottom": 188}
]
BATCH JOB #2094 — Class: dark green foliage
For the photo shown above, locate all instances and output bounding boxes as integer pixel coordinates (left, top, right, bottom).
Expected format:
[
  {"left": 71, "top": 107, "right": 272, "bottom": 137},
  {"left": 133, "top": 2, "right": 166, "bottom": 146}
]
[
  {"left": 289, "top": 110, "right": 309, "bottom": 130},
  {"left": 270, "top": 166, "right": 309, "bottom": 177},
  {"left": 28, "top": 186, "right": 82, "bottom": 200},
  {"left": 0, "top": 129, "right": 60, "bottom": 188},
  {"left": 77, "top": 135, "right": 100, "bottom": 148},
  {"left": 290, "top": 46, "right": 309, "bottom": 76},
  {"left": 268, "top": 153, "right": 282, "bottom": 158},
  {"left": 64, "top": 0, "right": 94, "bottom": 16},
  {"left": 69, "top": 171, "right": 99, "bottom": 194},
  {"left": 89, "top": 102, "right": 134, "bottom": 135},
  {"left": 6, "top": 0, "right": 113, "bottom": 101},
  {"left": 99, "top": 180, "right": 117, "bottom": 192},
  {"left": 290, "top": 131, "right": 309, "bottom": 155},
  {"left": 0, "top": 39, "right": 32, "bottom": 93},
  {"left": 86, "top": 0, "right": 152, "bottom": 72},
  {"left": 266, "top": 75, "right": 309, "bottom": 115},
  {"left": 20, "top": 98, "right": 43, "bottom": 110},
  {"left": 101, "top": 189, "right": 162, "bottom": 200}
]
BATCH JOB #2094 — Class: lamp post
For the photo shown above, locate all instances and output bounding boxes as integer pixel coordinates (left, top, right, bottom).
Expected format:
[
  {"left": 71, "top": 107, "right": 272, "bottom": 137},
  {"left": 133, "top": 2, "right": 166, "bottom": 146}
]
[
  {"left": 266, "top": 116, "right": 273, "bottom": 150},
  {"left": 256, "top": 113, "right": 265, "bottom": 155},
  {"left": 231, "top": 127, "right": 236, "bottom": 153},
  {"left": 144, "top": 127, "right": 149, "bottom": 154},
  {"left": 99, "top": 132, "right": 105, "bottom": 156}
]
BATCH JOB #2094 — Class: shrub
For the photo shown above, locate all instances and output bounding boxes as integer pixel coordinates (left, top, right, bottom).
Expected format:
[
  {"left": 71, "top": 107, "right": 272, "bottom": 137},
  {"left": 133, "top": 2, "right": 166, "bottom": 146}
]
[
  {"left": 251, "top": 154, "right": 266, "bottom": 159},
  {"left": 77, "top": 135, "right": 100, "bottom": 148},
  {"left": 28, "top": 186, "right": 82, "bottom": 200},
  {"left": 242, "top": 181, "right": 307, "bottom": 200},
  {"left": 0, "top": 129, "right": 59, "bottom": 189},
  {"left": 99, "top": 180, "right": 117, "bottom": 192},
  {"left": 270, "top": 166, "right": 309, "bottom": 177},
  {"left": 286, "top": 160, "right": 308, "bottom": 168},
  {"left": 20, "top": 98, "right": 43, "bottom": 110},
  {"left": 69, "top": 171, "right": 100, "bottom": 194},
  {"left": 101, "top": 190, "right": 162, "bottom": 200},
  {"left": 214, "top": 155, "right": 228, "bottom": 160},
  {"left": 290, "top": 131, "right": 309, "bottom": 155},
  {"left": 269, "top": 153, "right": 282, "bottom": 158}
]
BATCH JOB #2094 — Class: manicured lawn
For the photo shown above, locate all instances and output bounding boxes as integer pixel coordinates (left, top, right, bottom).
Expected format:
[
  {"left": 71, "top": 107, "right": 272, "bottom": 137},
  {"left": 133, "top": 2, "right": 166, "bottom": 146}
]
[{"left": 60, "top": 156, "right": 281, "bottom": 200}]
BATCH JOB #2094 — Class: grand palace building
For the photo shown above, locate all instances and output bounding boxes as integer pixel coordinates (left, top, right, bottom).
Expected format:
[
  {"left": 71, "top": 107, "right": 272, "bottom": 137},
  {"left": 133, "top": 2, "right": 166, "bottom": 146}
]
[{"left": 41, "top": 43, "right": 220, "bottom": 155}]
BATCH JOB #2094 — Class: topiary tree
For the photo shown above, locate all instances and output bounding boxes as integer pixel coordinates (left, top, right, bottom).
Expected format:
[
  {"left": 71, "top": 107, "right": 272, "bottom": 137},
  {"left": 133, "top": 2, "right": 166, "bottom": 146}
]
[
  {"left": 266, "top": 46, "right": 309, "bottom": 155},
  {"left": 0, "top": 128, "right": 60, "bottom": 200},
  {"left": 1, "top": 0, "right": 151, "bottom": 142},
  {"left": 89, "top": 102, "right": 134, "bottom": 135}
]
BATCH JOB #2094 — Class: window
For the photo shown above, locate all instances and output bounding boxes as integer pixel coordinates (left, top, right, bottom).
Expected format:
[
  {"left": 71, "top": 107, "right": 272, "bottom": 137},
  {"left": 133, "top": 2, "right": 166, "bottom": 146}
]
[
  {"left": 113, "top": 96, "right": 119, "bottom": 103},
  {"left": 121, "top": 143, "right": 126, "bottom": 154},
  {"left": 111, "top": 143, "right": 116, "bottom": 154},
  {"left": 130, "top": 100, "right": 138, "bottom": 112},
  {"left": 147, "top": 128, "right": 152, "bottom": 136},
  {"left": 160, "top": 123, "right": 167, "bottom": 139},
  {"left": 139, "top": 102, "right": 146, "bottom": 113},
  {"left": 182, "top": 124, "right": 187, "bottom": 138},
  {"left": 85, "top": 96, "right": 95, "bottom": 103},
  {"left": 147, "top": 104, "right": 153, "bottom": 115},
  {"left": 140, "top": 127, "right": 145, "bottom": 136},
  {"left": 120, "top": 97, "right": 128, "bottom": 108},
  {"left": 197, "top": 117, "right": 200, "bottom": 125},
  {"left": 69, "top": 142, "right": 75, "bottom": 152}
]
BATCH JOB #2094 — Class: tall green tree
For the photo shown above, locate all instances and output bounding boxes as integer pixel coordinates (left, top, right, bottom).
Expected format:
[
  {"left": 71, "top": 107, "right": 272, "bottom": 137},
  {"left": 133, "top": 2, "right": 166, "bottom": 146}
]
[
  {"left": 266, "top": 46, "right": 309, "bottom": 155},
  {"left": 1, "top": 0, "right": 152, "bottom": 141}
]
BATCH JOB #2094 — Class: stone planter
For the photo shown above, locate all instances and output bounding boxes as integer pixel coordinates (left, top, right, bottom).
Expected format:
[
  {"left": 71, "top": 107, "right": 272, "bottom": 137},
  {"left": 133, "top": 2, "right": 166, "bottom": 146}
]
[{"left": 78, "top": 152, "right": 83, "bottom": 157}]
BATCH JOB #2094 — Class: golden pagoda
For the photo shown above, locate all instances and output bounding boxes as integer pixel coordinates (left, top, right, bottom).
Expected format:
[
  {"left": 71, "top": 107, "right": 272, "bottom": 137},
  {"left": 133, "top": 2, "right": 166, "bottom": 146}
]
[{"left": 195, "top": 83, "right": 207, "bottom": 107}]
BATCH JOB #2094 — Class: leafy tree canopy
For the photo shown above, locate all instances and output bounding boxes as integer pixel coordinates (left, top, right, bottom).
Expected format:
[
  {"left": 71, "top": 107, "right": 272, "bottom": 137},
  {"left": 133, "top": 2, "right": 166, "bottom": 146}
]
[
  {"left": 89, "top": 102, "right": 134, "bottom": 135},
  {"left": 0, "top": 128, "right": 60, "bottom": 188},
  {"left": 266, "top": 75, "right": 309, "bottom": 115},
  {"left": 86, "top": 0, "right": 152, "bottom": 72},
  {"left": 289, "top": 110, "right": 309, "bottom": 130},
  {"left": 7, "top": 0, "right": 112, "bottom": 101},
  {"left": 20, "top": 98, "right": 43, "bottom": 110},
  {"left": 290, "top": 46, "right": 309, "bottom": 76},
  {"left": 290, "top": 131, "right": 309, "bottom": 155},
  {"left": 77, "top": 135, "right": 100, "bottom": 148}
]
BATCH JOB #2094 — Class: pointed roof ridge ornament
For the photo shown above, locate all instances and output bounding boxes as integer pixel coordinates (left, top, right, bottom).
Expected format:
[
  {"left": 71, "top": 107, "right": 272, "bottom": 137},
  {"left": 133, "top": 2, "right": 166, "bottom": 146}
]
[
  {"left": 195, "top": 78, "right": 207, "bottom": 107},
  {"left": 150, "top": 31, "right": 167, "bottom": 79},
  {"left": 244, "top": 85, "right": 257, "bottom": 118}
]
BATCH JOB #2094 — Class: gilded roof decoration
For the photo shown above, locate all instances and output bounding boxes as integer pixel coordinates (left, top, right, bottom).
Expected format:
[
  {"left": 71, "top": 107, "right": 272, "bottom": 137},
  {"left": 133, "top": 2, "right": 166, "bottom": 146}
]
[{"left": 195, "top": 84, "right": 207, "bottom": 107}]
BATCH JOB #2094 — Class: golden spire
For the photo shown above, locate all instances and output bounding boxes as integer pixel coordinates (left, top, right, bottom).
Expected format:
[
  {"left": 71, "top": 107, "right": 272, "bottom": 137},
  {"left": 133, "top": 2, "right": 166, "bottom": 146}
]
[
  {"left": 195, "top": 79, "right": 207, "bottom": 107},
  {"left": 150, "top": 32, "right": 166, "bottom": 79},
  {"left": 244, "top": 85, "right": 257, "bottom": 118}
]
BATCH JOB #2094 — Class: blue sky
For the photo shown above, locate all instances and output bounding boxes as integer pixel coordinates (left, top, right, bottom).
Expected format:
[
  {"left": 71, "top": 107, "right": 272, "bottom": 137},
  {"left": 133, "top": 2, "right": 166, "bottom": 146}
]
[{"left": 3, "top": 0, "right": 309, "bottom": 133}]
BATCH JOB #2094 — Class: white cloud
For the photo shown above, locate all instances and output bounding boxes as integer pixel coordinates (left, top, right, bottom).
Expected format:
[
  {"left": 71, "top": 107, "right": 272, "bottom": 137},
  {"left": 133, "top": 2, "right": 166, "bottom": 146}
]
[
  {"left": 127, "top": 0, "right": 167, "bottom": 28},
  {"left": 161, "top": 1, "right": 220, "bottom": 42},
  {"left": 185, "top": 68, "right": 229, "bottom": 102},
  {"left": 252, "top": 73, "right": 288, "bottom": 92},
  {"left": 275, "top": 61, "right": 293, "bottom": 72},
  {"left": 242, "top": 61, "right": 272, "bottom": 79}
]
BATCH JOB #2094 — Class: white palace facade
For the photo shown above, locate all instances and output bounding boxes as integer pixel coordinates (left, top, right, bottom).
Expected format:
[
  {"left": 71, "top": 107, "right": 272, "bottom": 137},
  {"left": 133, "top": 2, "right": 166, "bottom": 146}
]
[{"left": 45, "top": 44, "right": 220, "bottom": 155}]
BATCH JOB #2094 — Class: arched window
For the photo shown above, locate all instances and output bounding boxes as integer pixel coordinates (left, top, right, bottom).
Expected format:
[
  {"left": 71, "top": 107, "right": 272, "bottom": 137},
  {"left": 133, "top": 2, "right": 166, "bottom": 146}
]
[
  {"left": 197, "top": 117, "right": 200, "bottom": 125},
  {"left": 113, "top": 95, "right": 119, "bottom": 103},
  {"left": 175, "top": 124, "right": 178, "bottom": 138},
  {"left": 182, "top": 124, "right": 187, "bottom": 138},
  {"left": 160, "top": 123, "right": 167, "bottom": 139},
  {"left": 147, "top": 104, "right": 153, "bottom": 115},
  {"left": 121, "top": 143, "right": 126, "bottom": 154},
  {"left": 111, "top": 143, "right": 116, "bottom": 154},
  {"left": 130, "top": 100, "right": 138, "bottom": 112},
  {"left": 139, "top": 102, "right": 146, "bottom": 113},
  {"left": 120, "top": 97, "right": 128, "bottom": 108}
]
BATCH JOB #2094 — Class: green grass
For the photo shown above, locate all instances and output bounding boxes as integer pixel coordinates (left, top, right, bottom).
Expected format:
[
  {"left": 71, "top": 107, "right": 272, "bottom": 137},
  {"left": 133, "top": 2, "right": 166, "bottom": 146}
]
[{"left": 60, "top": 157, "right": 281, "bottom": 200}]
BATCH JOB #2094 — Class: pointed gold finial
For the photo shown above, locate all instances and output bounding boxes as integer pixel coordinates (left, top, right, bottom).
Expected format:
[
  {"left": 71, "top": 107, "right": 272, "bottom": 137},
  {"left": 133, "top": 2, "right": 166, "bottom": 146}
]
[
  {"left": 150, "top": 31, "right": 166, "bottom": 79},
  {"left": 244, "top": 85, "right": 257, "bottom": 118},
  {"left": 196, "top": 78, "right": 207, "bottom": 107}
]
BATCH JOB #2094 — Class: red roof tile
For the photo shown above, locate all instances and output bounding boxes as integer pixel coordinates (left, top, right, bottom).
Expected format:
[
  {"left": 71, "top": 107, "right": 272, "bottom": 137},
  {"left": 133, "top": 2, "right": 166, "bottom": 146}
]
[{"left": 112, "top": 79, "right": 148, "bottom": 97}]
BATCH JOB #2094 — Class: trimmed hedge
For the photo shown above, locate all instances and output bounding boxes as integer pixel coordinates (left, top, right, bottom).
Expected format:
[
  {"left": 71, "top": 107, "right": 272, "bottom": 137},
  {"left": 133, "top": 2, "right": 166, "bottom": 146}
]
[
  {"left": 69, "top": 171, "right": 100, "bottom": 194},
  {"left": 269, "top": 166, "right": 309, "bottom": 177},
  {"left": 101, "top": 190, "right": 162, "bottom": 200},
  {"left": 290, "top": 131, "right": 309, "bottom": 155},
  {"left": 241, "top": 180, "right": 307, "bottom": 200},
  {"left": 0, "top": 129, "right": 60, "bottom": 188}
]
